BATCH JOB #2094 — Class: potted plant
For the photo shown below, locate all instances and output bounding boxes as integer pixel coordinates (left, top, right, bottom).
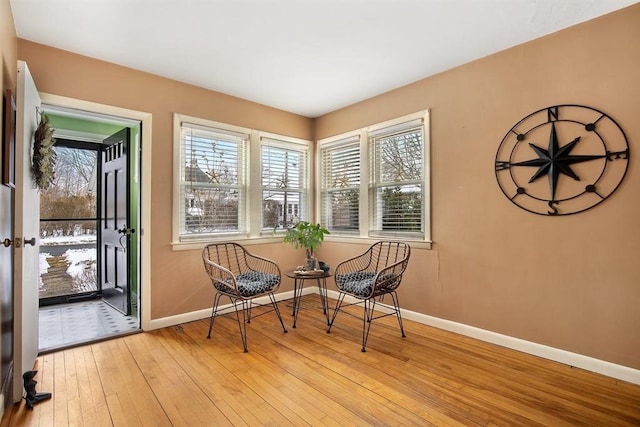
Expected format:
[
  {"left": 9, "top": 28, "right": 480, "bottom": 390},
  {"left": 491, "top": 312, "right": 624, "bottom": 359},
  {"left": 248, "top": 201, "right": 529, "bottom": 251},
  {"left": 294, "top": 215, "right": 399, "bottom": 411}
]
[{"left": 283, "top": 221, "right": 330, "bottom": 270}]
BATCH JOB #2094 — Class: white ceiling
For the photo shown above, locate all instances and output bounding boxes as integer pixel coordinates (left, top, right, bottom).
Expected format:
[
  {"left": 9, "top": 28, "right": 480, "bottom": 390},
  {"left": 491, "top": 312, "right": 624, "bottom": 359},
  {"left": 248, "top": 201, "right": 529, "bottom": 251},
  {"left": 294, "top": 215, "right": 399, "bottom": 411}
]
[{"left": 10, "top": 0, "right": 638, "bottom": 118}]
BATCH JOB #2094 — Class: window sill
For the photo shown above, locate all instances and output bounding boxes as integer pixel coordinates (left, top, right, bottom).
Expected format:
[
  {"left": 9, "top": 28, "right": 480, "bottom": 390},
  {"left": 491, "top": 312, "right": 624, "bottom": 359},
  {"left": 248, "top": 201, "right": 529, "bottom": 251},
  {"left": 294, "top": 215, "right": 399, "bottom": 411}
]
[
  {"left": 323, "top": 235, "right": 432, "bottom": 250},
  {"left": 172, "top": 234, "right": 432, "bottom": 252},
  {"left": 171, "top": 235, "right": 283, "bottom": 251}
]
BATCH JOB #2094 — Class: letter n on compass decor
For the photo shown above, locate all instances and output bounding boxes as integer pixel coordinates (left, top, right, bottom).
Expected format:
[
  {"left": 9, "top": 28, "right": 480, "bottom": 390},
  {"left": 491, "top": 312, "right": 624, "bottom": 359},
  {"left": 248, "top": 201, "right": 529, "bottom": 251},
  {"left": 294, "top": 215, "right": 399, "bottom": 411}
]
[{"left": 494, "top": 104, "right": 629, "bottom": 216}]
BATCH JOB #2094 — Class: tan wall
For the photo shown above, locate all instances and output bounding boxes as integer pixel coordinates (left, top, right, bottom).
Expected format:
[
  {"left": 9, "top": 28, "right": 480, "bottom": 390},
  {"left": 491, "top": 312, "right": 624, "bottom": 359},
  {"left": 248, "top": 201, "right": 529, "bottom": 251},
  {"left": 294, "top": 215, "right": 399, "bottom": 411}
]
[
  {"left": 17, "top": 39, "right": 313, "bottom": 321},
  {"left": 0, "top": 0, "right": 15, "bottom": 91},
  {"left": 0, "top": 0, "right": 16, "bottom": 143},
  {"left": 13, "top": 3, "right": 640, "bottom": 370},
  {"left": 316, "top": 4, "right": 640, "bottom": 369}
]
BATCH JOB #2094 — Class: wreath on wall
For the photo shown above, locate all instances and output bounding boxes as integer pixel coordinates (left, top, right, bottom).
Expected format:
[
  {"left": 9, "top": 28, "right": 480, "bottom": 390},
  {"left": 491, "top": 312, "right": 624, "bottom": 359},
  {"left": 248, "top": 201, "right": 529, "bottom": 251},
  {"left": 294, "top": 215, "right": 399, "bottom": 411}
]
[{"left": 32, "top": 113, "right": 56, "bottom": 190}]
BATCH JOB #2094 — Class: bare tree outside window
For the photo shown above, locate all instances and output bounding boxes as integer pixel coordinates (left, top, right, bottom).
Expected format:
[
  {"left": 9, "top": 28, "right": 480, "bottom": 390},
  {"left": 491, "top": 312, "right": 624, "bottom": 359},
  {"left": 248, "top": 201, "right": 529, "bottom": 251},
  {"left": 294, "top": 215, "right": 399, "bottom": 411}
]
[
  {"left": 379, "top": 131, "right": 422, "bottom": 182},
  {"left": 182, "top": 129, "right": 245, "bottom": 234},
  {"left": 381, "top": 130, "right": 422, "bottom": 231},
  {"left": 176, "top": 117, "right": 312, "bottom": 241},
  {"left": 261, "top": 142, "right": 307, "bottom": 230},
  {"left": 373, "top": 127, "right": 423, "bottom": 232},
  {"left": 40, "top": 146, "right": 97, "bottom": 237},
  {"left": 39, "top": 144, "right": 99, "bottom": 299},
  {"left": 319, "top": 115, "right": 426, "bottom": 240}
]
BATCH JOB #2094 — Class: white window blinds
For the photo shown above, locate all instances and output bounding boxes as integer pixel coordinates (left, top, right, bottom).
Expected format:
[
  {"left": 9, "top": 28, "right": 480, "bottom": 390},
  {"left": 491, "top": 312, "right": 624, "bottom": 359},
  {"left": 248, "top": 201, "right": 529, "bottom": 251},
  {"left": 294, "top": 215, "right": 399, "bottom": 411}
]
[
  {"left": 319, "top": 136, "right": 360, "bottom": 233},
  {"left": 369, "top": 119, "right": 424, "bottom": 236},
  {"left": 261, "top": 138, "right": 308, "bottom": 230},
  {"left": 179, "top": 122, "right": 248, "bottom": 238}
]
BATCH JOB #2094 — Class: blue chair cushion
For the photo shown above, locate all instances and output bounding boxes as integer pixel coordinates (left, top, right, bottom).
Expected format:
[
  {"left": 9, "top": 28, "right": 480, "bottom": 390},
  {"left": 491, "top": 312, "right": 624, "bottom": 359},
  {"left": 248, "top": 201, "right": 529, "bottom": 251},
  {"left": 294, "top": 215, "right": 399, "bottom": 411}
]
[
  {"left": 336, "top": 271, "right": 399, "bottom": 297},
  {"left": 336, "top": 272, "right": 376, "bottom": 297},
  {"left": 215, "top": 272, "right": 280, "bottom": 297}
]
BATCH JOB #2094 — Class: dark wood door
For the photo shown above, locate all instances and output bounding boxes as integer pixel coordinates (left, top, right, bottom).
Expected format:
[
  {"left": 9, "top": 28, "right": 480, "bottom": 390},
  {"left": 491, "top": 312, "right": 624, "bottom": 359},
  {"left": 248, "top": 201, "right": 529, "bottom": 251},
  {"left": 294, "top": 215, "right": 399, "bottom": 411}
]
[{"left": 100, "top": 128, "right": 131, "bottom": 315}]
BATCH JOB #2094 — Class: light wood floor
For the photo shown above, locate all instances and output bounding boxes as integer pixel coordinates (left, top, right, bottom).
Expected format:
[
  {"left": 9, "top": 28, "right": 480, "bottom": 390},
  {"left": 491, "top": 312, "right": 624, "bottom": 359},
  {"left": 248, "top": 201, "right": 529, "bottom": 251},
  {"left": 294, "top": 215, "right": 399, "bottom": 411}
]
[{"left": 2, "top": 295, "right": 639, "bottom": 426}]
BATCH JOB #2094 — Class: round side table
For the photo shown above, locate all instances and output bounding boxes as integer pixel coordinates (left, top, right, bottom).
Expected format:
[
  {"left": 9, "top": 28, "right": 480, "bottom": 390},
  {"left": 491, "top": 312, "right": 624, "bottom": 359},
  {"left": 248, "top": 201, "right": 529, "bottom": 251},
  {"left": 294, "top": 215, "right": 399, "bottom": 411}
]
[{"left": 285, "top": 270, "right": 332, "bottom": 328}]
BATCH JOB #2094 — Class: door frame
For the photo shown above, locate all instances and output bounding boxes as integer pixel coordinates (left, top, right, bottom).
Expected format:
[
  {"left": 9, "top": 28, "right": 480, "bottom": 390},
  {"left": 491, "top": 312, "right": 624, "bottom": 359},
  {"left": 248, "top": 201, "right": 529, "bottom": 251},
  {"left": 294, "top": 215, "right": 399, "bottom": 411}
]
[{"left": 39, "top": 93, "right": 152, "bottom": 331}]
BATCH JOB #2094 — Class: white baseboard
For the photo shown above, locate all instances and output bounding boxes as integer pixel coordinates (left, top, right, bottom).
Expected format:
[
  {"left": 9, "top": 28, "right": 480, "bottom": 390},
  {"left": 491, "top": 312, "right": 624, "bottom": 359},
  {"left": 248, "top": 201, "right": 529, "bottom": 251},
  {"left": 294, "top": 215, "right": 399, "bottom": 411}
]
[
  {"left": 149, "top": 288, "right": 640, "bottom": 385},
  {"left": 148, "top": 289, "right": 306, "bottom": 330}
]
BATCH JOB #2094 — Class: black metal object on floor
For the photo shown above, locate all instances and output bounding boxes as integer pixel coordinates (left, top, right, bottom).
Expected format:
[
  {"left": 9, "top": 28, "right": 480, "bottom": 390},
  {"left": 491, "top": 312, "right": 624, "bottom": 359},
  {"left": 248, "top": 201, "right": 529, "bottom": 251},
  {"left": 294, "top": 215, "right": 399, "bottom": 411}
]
[{"left": 22, "top": 370, "right": 51, "bottom": 409}]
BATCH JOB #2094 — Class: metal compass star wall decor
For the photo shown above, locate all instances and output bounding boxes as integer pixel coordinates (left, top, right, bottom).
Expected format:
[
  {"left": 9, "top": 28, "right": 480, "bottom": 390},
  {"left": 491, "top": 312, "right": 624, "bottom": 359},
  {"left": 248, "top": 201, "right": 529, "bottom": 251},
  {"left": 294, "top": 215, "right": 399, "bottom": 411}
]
[{"left": 495, "top": 104, "right": 629, "bottom": 215}]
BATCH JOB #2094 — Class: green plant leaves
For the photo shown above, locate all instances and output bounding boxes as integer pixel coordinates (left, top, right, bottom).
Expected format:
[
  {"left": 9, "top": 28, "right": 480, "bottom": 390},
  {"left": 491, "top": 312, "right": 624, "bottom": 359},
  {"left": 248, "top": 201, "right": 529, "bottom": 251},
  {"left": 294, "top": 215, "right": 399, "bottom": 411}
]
[{"left": 282, "top": 221, "right": 330, "bottom": 257}]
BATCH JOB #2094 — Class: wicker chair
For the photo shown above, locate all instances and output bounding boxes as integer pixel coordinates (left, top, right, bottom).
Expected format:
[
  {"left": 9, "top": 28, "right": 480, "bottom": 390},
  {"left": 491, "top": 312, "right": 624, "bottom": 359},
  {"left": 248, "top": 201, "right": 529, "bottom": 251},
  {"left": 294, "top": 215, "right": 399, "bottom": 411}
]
[
  {"left": 202, "top": 242, "right": 287, "bottom": 352},
  {"left": 327, "top": 241, "right": 411, "bottom": 352}
]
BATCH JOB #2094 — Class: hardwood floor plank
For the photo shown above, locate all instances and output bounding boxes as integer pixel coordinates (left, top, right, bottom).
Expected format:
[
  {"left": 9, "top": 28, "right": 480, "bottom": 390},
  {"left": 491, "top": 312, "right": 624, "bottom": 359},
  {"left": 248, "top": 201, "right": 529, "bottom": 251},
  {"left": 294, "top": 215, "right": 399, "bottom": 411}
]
[
  {"left": 191, "top": 315, "right": 375, "bottom": 425},
  {"left": 388, "top": 320, "right": 640, "bottom": 425},
  {"left": 51, "top": 352, "right": 69, "bottom": 427},
  {"left": 257, "top": 312, "right": 482, "bottom": 425},
  {"left": 191, "top": 313, "right": 382, "bottom": 425},
  {"left": 276, "top": 305, "right": 493, "bottom": 423},
  {"left": 124, "top": 331, "right": 234, "bottom": 426},
  {"left": 91, "top": 339, "right": 155, "bottom": 426},
  {"left": 111, "top": 338, "right": 171, "bottom": 426},
  {"left": 58, "top": 349, "right": 82, "bottom": 426},
  {"left": 155, "top": 326, "right": 286, "bottom": 426},
  {"left": 197, "top": 319, "right": 328, "bottom": 424},
  {"left": 104, "top": 393, "right": 130, "bottom": 427},
  {"left": 35, "top": 354, "right": 55, "bottom": 426},
  {"left": 74, "top": 346, "right": 107, "bottom": 424},
  {"left": 270, "top": 297, "right": 640, "bottom": 426},
  {"left": 1, "top": 401, "right": 34, "bottom": 427},
  {"left": 231, "top": 307, "right": 465, "bottom": 426}
]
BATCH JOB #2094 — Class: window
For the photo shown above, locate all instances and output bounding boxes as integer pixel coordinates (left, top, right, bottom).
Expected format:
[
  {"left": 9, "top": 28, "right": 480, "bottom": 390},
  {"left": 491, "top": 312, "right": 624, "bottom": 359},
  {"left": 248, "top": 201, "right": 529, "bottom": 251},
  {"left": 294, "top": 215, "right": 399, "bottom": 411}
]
[
  {"left": 369, "top": 119, "right": 424, "bottom": 238},
  {"left": 317, "top": 111, "right": 430, "bottom": 243},
  {"left": 319, "top": 136, "right": 360, "bottom": 233},
  {"left": 261, "top": 137, "right": 309, "bottom": 230},
  {"left": 177, "top": 120, "right": 248, "bottom": 240},
  {"left": 173, "top": 114, "right": 312, "bottom": 245}
]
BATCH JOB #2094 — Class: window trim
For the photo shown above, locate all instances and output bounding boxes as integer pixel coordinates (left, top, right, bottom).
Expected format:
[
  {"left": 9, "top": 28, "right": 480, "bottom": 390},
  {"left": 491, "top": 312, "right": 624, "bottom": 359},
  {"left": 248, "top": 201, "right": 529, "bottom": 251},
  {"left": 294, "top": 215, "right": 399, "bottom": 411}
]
[
  {"left": 316, "top": 110, "right": 431, "bottom": 248},
  {"left": 258, "top": 133, "right": 312, "bottom": 235},
  {"left": 173, "top": 114, "right": 251, "bottom": 244},
  {"left": 172, "top": 113, "right": 313, "bottom": 250},
  {"left": 318, "top": 133, "right": 362, "bottom": 236}
]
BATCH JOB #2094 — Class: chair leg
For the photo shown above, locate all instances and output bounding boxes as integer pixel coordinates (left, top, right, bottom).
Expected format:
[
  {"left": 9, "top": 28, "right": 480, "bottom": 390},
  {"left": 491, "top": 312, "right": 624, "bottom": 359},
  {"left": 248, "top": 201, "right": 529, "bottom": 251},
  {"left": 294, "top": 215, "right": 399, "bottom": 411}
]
[
  {"left": 207, "top": 293, "right": 223, "bottom": 339},
  {"left": 268, "top": 293, "right": 288, "bottom": 333},
  {"left": 361, "top": 298, "right": 376, "bottom": 352},
  {"left": 327, "top": 292, "right": 346, "bottom": 333},
  {"left": 234, "top": 299, "right": 249, "bottom": 353},
  {"left": 390, "top": 291, "right": 406, "bottom": 338},
  {"left": 246, "top": 300, "right": 253, "bottom": 323}
]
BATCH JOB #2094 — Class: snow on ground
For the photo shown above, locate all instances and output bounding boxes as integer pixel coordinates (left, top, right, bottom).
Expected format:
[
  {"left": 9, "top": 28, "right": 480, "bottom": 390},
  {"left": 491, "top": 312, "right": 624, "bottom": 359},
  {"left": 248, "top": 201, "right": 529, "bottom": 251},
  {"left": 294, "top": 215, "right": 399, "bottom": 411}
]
[
  {"left": 41, "top": 234, "right": 96, "bottom": 246},
  {"left": 39, "top": 233, "right": 98, "bottom": 293},
  {"left": 39, "top": 248, "right": 96, "bottom": 276},
  {"left": 39, "top": 247, "right": 97, "bottom": 292},
  {"left": 66, "top": 249, "right": 97, "bottom": 276},
  {"left": 39, "top": 252, "right": 51, "bottom": 274},
  {"left": 39, "top": 232, "right": 97, "bottom": 285}
]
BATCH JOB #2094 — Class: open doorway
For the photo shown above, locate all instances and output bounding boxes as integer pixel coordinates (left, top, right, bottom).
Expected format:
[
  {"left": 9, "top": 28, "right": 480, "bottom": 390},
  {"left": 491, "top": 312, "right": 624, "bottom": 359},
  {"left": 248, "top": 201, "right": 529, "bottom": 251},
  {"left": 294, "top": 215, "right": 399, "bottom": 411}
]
[
  {"left": 39, "top": 140, "right": 100, "bottom": 304},
  {"left": 37, "top": 106, "right": 141, "bottom": 352}
]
